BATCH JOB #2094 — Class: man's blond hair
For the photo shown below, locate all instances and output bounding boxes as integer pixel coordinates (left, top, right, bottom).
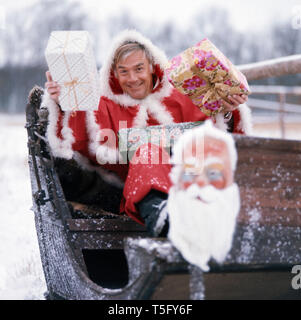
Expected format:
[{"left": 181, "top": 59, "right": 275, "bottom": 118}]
[{"left": 113, "top": 41, "right": 153, "bottom": 71}]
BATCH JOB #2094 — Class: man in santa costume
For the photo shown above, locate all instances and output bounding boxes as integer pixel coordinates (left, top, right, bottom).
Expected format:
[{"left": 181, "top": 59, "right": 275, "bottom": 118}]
[{"left": 42, "top": 29, "right": 251, "bottom": 237}]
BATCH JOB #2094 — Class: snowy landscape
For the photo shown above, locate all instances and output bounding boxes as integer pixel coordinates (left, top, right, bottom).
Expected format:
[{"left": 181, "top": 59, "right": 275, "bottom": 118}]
[
  {"left": 0, "top": 112, "right": 300, "bottom": 300},
  {"left": 0, "top": 114, "right": 46, "bottom": 300},
  {"left": 0, "top": 0, "right": 301, "bottom": 301}
]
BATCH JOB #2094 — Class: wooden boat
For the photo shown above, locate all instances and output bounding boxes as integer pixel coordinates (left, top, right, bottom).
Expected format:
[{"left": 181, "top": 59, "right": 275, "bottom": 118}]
[{"left": 26, "top": 86, "right": 301, "bottom": 300}]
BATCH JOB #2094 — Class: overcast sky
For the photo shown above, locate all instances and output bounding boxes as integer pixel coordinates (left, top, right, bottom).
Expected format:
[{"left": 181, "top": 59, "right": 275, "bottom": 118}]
[
  {"left": 0, "top": 0, "right": 300, "bottom": 32},
  {"left": 0, "top": 0, "right": 300, "bottom": 65},
  {"left": 79, "top": 0, "right": 300, "bottom": 31}
]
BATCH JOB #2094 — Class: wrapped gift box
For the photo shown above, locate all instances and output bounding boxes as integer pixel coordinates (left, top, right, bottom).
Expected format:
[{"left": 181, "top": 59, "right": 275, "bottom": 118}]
[
  {"left": 45, "top": 31, "right": 100, "bottom": 111},
  {"left": 118, "top": 121, "right": 203, "bottom": 161},
  {"left": 165, "top": 38, "right": 251, "bottom": 117}
]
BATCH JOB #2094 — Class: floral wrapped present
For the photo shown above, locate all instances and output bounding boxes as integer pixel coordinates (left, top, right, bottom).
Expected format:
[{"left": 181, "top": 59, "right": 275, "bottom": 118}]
[
  {"left": 45, "top": 31, "right": 100, "bottom": 111},
  {"left": 165, "top": 38, "right": 251, "bottom": 117},
  {"left": 118, "top": 121, "right": 203, "bottom": 161}
]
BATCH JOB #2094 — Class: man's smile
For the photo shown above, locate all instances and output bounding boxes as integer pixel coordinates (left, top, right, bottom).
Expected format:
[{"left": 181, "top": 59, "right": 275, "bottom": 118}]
[{"left": 128, "top": 82, "right": 143, "bottom": 89}]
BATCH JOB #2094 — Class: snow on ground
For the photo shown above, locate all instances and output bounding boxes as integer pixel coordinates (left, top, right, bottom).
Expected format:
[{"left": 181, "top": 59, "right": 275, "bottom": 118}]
[
  {"left": 0, "top": 112, "right": 300, "bottom": 300},
  {"left": 0, "top": 113, "right": 46, "bottom": 300}
]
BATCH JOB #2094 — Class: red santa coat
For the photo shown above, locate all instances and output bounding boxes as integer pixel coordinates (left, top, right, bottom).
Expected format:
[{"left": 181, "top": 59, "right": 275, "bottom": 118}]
[{"left": 42, "top": 29, "right": 252, "bottom": 224}]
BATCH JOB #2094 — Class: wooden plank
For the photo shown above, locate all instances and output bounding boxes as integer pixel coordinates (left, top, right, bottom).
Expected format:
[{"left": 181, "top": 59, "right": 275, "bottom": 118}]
[
  {"left": 66, "top": 218, "right": 147, "bottom": 232},
  {"left": 237, "top": 149, "right": 301, "bottom": 162},
  {"left": 232, "top": 135, "right": 301, "bottom": 232},
  {"left": 204, "top": 271, "right": 300, "bottom": 300},
  {"left": 238, "top": 202, "right": 301, "bottom": 227},
  {"left": 70, "top": 232, "right": 147, "bottom": 250},
  {"left": 234, "top": 135, "right": 301, "bottom": 152},
  {"left": 237, "top": 173, "right": 301, "bottom": 188},
  {"left": 239, "top": 187, "right": 301, "bottom": 209},
  {"left": 150, "top": 273, "right": 190, "bottom": 300}
]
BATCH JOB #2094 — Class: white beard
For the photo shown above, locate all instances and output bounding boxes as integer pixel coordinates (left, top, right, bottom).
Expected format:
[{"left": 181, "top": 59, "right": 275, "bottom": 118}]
[{"left": 167, "top": 183, "right": 240, "bottom": 271}]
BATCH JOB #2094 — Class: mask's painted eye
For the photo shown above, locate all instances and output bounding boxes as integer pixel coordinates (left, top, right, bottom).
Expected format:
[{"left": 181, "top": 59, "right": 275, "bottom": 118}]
[
  {"left": 204, "top": 163, "right": 226, "bottom": 189},
  {"left": 206, "top": 168, "right": 226, "bottom": 189},
  {"left": 206, "top": 168, "right": 223, "bottom": 181},
  {"left": 181, "top": 172, "right": 196, "bottom": 182}
]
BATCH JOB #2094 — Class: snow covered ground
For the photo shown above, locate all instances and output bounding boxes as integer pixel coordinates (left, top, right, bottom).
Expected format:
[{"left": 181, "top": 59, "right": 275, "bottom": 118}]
[
  {"left": 0, "top": 112, "right": 300, "bottom": 300},
  {"left": 0, "top": 113, "right": 46, "bottom": 300}
]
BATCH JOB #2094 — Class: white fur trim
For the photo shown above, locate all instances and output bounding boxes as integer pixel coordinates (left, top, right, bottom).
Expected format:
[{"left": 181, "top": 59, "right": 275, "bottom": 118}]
[
  {"left": 146, "top": 98, "right": 174, "bottom": 126},
  {"left": 99, "top": 29, "right": 173, "bottom": 107},
  {"left": 132, "top": 96, "right": 175, "bottom": 128},
  {"left": 41, "top": 92, "right": 74, "bottom": 159},
  {"left": 237, "top": 103, "right": 253, "bottom": 135},
  {"left": 85, "top": 110, "right": 123, "bottom": 164},
  {"left": 133, "top": 105, "right": 148, "bottom": 128},
  {"left": 214, "top": 113, "right": 228, "bottom": 132},
  {"left": 213, "top": 104, "right": 253, "bottom": 135},
  {"left": 85, "top": 110, "right": 102, "bottom": 156}
]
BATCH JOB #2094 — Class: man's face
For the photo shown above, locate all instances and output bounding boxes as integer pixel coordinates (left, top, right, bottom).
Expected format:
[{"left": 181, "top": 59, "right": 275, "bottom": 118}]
[
  {"left": 115, "top": 50, "right": 153, "bottom": 100},
  {"left": 179, "top": 136, "right": 233, "bottom": 192}
]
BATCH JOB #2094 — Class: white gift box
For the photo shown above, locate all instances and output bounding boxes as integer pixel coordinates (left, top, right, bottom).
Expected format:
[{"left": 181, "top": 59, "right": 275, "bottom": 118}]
[{"left": 45, "top": 31, "right": 100, "bottom": 111}]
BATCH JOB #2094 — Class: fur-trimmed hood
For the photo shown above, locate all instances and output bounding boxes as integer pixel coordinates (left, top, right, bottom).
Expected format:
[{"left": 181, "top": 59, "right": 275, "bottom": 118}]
[{"left": 99, "top": 29, "right": 174, "bottom": 107}]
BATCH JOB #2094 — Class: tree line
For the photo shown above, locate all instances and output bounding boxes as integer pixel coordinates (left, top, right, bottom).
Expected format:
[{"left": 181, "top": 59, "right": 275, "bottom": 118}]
[{"left": 0, "top": 0, "right": 300, "bottom": 113}]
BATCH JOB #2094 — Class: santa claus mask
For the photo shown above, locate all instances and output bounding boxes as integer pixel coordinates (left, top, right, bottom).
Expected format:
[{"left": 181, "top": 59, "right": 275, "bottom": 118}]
[{"left": 168, "top": 121, "right": 240, "bottom": 271}]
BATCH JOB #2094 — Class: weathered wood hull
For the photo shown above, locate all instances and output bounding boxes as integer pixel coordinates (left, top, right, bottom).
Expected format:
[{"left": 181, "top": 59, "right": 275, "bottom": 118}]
[{"left": 26, "top": 87, "right": 301, "bottom": 300}]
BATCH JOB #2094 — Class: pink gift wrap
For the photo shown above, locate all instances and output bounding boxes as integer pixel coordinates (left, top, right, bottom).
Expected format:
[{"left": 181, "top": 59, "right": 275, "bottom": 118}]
[{"left": 165, "top": 38, "right": 251, "bottom": 117}]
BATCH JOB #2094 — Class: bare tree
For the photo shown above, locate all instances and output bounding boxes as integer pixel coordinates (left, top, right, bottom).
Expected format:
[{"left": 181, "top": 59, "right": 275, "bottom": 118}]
[
  {"left": 3, "top": 0, "right": 89, "bottom": 67},
  {"left": 0, "top": 0, "right": 94, "bottom": 112},
  {"left": 270, "top": 20, "right": 301, "bottom": 57}
]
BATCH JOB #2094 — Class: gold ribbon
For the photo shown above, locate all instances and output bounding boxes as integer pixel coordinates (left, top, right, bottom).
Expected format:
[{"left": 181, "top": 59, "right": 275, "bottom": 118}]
[{"left": 63, "top": 77, "right": 89, "bottom": 116}]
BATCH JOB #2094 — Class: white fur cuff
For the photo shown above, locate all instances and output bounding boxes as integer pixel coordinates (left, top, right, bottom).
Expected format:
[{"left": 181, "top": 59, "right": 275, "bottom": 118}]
[{"left": 41, "top": 92, "right": 75, "bottom": 159}]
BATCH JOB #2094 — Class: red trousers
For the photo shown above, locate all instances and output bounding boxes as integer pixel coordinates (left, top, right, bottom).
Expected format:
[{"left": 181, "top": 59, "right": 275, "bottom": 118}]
[{"left": 106, "top": 143, "right": 172, "bottom": 224}]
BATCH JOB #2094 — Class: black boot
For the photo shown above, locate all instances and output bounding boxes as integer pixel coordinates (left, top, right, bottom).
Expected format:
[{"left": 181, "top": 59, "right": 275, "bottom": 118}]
[{"left": 137, "top": 189, "right": 169, "bottom": 237}]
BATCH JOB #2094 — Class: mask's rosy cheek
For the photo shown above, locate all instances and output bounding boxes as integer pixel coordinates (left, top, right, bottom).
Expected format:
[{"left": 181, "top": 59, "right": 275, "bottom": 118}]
[{"left": 210, "top": 179, "right": 227, "bottom": 190}]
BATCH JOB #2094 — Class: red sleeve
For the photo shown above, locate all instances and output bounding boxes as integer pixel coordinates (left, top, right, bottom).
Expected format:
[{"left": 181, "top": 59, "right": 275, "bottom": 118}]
[
  {"left": 94, "top": 97, "right": 119, "bottom": 149},
  {"left": 232, "top": 109, "right": 245, "bottom": 134},
  {"left": 164, "top": 89, "right": 248, "bottom": 135},
  {"left": 68, "top": 111, "right": 90, "bottom": 152},
  {"left": 163, "top": 89, "right": 209, "bottom": 123}
]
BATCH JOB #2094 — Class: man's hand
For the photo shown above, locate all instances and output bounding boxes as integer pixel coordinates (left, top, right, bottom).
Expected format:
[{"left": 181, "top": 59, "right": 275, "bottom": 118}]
[
  {"left": 45, "top": 71, "right": 61, "bottom": 105},
  {"left": 221, "top": 94, "right": 248, "bottom": 112}
]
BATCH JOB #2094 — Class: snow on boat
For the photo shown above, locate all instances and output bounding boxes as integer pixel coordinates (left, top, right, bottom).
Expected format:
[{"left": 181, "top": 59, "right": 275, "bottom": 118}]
[{"left": 26, "top": 86, "right": 301, "bottom": 300}]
